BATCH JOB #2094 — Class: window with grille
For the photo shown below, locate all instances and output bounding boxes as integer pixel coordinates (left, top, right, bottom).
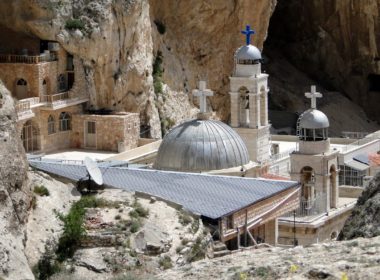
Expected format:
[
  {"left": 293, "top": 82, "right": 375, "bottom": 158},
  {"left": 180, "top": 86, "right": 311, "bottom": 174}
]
[
  {"left": 59, "top": 112, "right": 71, "bottom": 131},
  {"left": 87, "top": 121, "right": 96, "bottom": 134},
  {"left": 47, "top": 115, "right": 55, "bottom": 134}
]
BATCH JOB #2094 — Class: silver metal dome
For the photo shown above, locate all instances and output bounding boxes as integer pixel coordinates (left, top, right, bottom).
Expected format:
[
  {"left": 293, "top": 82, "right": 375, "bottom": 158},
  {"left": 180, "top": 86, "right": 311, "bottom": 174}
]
[
  {"left": 236, "top": 44, "right": 262, "bottom": 61},
  {"left": 154, "top": 119, "right": 250, "bottom": 172},
  {"left": 299, "top": 109, "right": 329, "bottom": 129}
]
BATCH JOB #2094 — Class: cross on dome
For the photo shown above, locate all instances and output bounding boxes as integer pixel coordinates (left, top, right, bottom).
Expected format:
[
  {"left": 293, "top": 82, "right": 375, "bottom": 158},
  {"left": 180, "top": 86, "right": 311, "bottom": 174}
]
[
  {"left": 241, "top": 25, "right": 255, "bottom": 45},
  {"left": 192, "top": 81, "right": 213, "bottom": 113},
  {"left": 305, "top": 85, "right": 322, "bottom": 109}
]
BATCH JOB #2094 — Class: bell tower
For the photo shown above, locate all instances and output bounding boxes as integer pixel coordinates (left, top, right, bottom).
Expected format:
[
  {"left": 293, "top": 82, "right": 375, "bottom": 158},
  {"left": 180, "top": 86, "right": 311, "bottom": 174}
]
[
  {"left": 229, "top": 25, "right": 270, "bottom": 163},
  {"left": 290, "top": 86, "right": 339, "bottom": 212}
]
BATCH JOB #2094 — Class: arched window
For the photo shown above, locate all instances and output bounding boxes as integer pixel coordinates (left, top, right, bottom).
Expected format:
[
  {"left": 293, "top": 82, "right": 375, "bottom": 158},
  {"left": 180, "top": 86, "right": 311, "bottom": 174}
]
[
  {"left": 59, "top": 112, "right": 71, "bottom": 131},
  {"left": 58, "top": 74, "right": 66, "bottom": 92},
  {"left": 15, "top": 79, "right": 28, "bottom": 99},
  {"left": 47, "top": 115, "right": 55, "bottom": 135},
  {"left": 17, "top": 79, "right": 27, "bottom": 86}
]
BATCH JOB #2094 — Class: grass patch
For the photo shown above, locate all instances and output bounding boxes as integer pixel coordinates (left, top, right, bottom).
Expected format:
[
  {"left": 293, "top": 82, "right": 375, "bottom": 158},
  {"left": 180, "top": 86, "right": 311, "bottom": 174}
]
[
  {"left": 65, "top": 19, "right": 85, "bottom": 30},
  {"left": 31, "top": 195, "right": 37, "bottom": 209},
  {"left": 55, "top": 196, "right": 118, "bottom": 261},
  {"left": 187, "top": 236, "right": 206, "bottom": 262},
  {"left": 178, "top": 211, "right": 192, "bottom": 226},
  {"left": 132, "top": 199, "right": 149, "bottom": 218},
  {"left": 34, "top": 185, "right": 50, "bottom": 196},
  {"left": 158, "top": 255, "right": 173, "bottom": 270}
]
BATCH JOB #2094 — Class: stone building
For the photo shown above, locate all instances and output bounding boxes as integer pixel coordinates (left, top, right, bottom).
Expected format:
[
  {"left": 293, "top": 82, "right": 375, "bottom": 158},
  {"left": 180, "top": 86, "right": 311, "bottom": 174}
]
[{"left": 0, "top": 26, "right": 139, "bottom": 153}]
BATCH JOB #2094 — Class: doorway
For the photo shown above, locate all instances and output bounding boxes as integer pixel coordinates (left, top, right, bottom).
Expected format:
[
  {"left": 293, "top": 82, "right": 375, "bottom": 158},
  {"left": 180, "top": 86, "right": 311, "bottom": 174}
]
[
  {"left": 85, "top": 121, "right": 96, "bottom": 149},
  {"left": 21, "top": 121, "right": 39, "bottom": 152}
]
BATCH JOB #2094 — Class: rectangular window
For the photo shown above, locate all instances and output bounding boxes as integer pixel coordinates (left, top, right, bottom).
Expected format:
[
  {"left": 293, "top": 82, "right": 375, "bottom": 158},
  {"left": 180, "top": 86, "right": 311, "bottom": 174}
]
[{"left": 87, "top": 121, "right": 96, "bottom": 134}]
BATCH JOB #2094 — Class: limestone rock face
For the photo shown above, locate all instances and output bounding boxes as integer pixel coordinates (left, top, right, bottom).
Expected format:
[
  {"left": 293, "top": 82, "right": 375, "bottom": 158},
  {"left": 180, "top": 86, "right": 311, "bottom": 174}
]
[
  {"left": 0, "top": 81, "right": 33, "bottom": 279},
  {"left": 0, "top": 0, "right": 277, "bottom": 136},
  {"left": 339, "top": 173, "right": 380, "bottom": 240},
  {"left": 267, "top": 0, "right": 380, "bottom": 123}
]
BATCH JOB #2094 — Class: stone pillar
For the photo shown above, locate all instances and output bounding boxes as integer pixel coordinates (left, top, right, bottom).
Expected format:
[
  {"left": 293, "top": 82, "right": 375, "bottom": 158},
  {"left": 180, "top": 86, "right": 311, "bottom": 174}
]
[
  {"left": 230, "top": 92, "right": 240, "bottom": 127},
  {"left": 265, "top": 218, "right": 278, "bottom": 246},
  {"left": 260, "top": 90, "right": 268, "bottom": 126},
  {"left": 249, "top": 93, "right": 260, "bottom": 128}
]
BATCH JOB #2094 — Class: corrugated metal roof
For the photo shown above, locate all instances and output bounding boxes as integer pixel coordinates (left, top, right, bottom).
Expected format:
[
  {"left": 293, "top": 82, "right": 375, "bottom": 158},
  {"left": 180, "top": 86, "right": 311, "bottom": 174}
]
[
  {"left": 29, "top": 160, "right": 299, "bottom": 219},
  {"left": 346, "top": 160, "right": 369, "bottom": 171}
]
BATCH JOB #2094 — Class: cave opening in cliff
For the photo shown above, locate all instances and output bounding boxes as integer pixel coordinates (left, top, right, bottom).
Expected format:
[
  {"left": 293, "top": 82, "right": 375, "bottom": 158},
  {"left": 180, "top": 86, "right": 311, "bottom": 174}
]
[{"left": 368, "top": 74, "right": 380, "bottom": 92}]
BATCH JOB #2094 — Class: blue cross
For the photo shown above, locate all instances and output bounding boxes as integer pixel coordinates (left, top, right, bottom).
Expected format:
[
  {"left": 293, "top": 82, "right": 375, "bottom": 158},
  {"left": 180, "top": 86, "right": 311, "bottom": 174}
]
[{"left": 241, "top": 25, "right": 255, "bottom": 45}]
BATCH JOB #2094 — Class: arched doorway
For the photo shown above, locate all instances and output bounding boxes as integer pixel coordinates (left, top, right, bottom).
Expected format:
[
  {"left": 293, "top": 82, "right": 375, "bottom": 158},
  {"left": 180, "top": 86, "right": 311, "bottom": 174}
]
[
  {"left": 58, "top": 74, "right": 66, "bottom": 92},
  {"left": 15, "top": 79, "right": 28, "bottom": 100},
  {"left": 300, "top": 166, "right": 315, "bottom": 201},
  {"left": 330, "top": 165, "right": 337, "bottom": 208},
  {"left": 21, "top": 121, "right": 40, "bottom": 152},
  {"left": 42, "top": 78, "right": 49, "bottom": 96},
  {"left": 239, "top": 86, "right": 249, "bottom": 126}
]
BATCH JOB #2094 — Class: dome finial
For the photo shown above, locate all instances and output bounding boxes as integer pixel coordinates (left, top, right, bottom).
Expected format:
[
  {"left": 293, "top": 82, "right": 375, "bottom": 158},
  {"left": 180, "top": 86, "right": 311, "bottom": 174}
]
[
  {"left": 241, "top": 25, "right": 255, "bottom": 45},
  {"left": 305, "top": 85, "right": 322, "bottom": 109}
]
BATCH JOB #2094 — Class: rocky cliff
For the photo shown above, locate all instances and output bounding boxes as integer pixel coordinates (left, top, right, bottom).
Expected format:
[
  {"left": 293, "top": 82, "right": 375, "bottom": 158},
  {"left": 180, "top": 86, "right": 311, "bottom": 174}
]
[
  {"left": 339, "top": 172, "right": 380, "bottom": 240},
  {"left": 0, "top": 0, "right": 277, "bottom": 137},
  {"left": 266, "top": 0, "right": 380, "bottom": 125},
  {"left": 0, "top": 81, "right": 33, "bottom": 279}
]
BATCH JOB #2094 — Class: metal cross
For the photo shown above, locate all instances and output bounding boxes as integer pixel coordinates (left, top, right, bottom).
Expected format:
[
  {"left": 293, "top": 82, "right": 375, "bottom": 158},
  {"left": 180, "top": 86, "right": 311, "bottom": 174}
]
[
  {"left": 192, "top": 81, "right": 213, "bottom": 113},
  {"left": 305, "top": 85, "right": 322, "bottom": 109},
  {"left": 241, "top": 25, "right": 255, "bottom": 45}
]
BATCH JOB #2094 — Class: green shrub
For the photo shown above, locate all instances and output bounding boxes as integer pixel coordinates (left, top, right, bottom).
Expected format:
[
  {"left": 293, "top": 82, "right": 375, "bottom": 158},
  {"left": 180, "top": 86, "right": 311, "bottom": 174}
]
[
  {"left": 32, "top": 246, "right": 61, "bottom": 280},
  {"left": 130, "top": 219, "right": 141, "bottom": 233},
  {"left": 132, "top": 200, "right": 149, "bottom": 218},
  {"left": 153, "top": 51, "right": 163, "bottom": 95},
  {"left": 158, "top": 255, "right": 173, "bottom": 270},
  {"left": 65, "top": 19, "right": 85, "bottom": 30},
  {"left": 154, "top": 20, "right": 166, "bottom": 34},
  {"left": 115, "top": 214, "right": 121, "bottom": 220},
  {"left": 34, "top": 185, "right": 50, "bottom": 196},
  {"left": 55, "top": 196, "right": 117, "bottom": 260},
  {"left": 187, "top": 236, "right": 206, "bottom": 262},
  {"left": 31, "top": 195, "right": 37, "bottom": 209}
]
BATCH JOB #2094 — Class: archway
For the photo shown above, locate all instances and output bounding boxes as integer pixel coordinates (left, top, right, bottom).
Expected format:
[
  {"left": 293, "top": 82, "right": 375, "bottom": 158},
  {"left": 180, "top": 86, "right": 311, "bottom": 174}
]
[
  {"left": 239, "top": 86, "right": 249, "bottom": 126},
  {"left": 15, "top": 79, "right": 28, "bottom": 100},
  {"left": 21, "top": 120, "right": 40, "bottom": 152},
  {"left": 42, "top": 78, "right": 49, "bottom": 97},
  {"left": 329, "top": 165, "right": 337, "bottom": 208},
  {"left": 300, "top": 166, "right": 315, "bottom": 201},
  {"left": 58, "top": 74, "right": 66, "bottom": 92}
]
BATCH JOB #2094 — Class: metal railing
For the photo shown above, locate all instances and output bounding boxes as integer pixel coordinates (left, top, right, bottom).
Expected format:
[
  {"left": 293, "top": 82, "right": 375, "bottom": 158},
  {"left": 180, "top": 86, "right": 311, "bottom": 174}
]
[
  {"left": 15, "top": 97, "right": 41, "bottom": 115},
  {"left": 341, "top": 131, "right": 370, "bottom": 139},
  {"left": 340, "top": 137, "right": 378, "bottom": 153},
  {"left": 41, "top": 92, "right": 69, "bottom": 103},
  {"left": 0, "top": 53, "right": 57, "bottom": 64},
  {"left": 282, "top": 193, "right": 327, "bottom": 217}
]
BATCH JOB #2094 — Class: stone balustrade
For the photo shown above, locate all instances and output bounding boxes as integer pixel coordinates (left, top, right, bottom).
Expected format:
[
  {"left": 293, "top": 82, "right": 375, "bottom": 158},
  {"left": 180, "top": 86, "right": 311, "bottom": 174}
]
[{"left": 0, "top": 53, "right": 57, "bottom": 64}]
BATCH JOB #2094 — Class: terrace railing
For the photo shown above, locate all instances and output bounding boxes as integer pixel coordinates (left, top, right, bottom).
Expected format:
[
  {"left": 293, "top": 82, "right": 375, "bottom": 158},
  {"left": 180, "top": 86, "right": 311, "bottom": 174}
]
[
  {"left": 0, "top": 53, "right": 57, "bottom": 64},
  {"left": 282, "top": 193, "right": 327, "bottom": 218}
]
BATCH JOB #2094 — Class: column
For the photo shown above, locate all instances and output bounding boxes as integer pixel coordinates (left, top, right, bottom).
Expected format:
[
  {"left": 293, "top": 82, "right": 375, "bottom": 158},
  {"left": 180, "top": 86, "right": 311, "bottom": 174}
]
[
  {"left": 265, "top": 218, "right": 278, "bottom": 246},
  {"left": 229, "top": 92, "right": 240, "bottom": 127},
  {"left": 260, "top": 90, "right": 269, "bottom": 126},
  {"left": 249, "top": 93, "right": 260, "bottom": 128}
]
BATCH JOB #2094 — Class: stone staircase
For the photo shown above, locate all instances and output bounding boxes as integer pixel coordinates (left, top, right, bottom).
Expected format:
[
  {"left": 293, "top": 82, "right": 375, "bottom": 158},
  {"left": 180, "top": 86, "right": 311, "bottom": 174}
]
[{"left": 212, "top": 241, "right": 231, "bottom": 258}]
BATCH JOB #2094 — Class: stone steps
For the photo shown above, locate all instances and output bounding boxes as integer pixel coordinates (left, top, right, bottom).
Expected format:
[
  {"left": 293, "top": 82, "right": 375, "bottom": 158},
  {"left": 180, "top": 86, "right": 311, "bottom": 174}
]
[{"left": 213, "top": 249, "right": 232, "bottom": 258}]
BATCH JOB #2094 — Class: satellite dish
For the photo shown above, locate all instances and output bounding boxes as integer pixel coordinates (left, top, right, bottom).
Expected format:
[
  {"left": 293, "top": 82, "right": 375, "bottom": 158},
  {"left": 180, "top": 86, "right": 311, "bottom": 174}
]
[{"left": 84, "top": 157, "right": 103, "bottom": 185}]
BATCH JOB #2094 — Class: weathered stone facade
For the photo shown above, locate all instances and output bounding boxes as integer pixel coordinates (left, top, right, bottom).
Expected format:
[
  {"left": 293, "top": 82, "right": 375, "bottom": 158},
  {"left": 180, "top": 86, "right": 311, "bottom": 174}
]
[{"left": 71, "top": 113, "right": 139, "bottom": 152}]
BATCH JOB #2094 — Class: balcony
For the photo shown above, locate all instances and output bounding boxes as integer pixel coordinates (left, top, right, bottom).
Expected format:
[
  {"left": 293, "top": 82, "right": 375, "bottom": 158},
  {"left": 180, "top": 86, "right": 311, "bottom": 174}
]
[
  {"left": 0, "top": 53, "right": 57, "bottom": 64},
  {"left": 15, "top": 97, "right": 41, "bottom": 120},
  {"left": 40, "top": 92, "right": 88, "bottom": 110}
]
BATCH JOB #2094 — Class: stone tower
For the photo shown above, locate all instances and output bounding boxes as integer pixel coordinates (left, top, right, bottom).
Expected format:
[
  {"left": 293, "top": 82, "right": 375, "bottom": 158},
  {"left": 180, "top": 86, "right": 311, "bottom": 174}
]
[
  {"left": 229, "top": 25, "right": 270, "bottom": 163},
  {"left": 290, "top": 86, "right": 339, "bottom": 211}
]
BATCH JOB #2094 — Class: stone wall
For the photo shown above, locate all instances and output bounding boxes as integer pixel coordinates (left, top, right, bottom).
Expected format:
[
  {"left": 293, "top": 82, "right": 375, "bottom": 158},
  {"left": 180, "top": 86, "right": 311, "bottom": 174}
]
[
  {"left": 71, "top": 113, "right": 139, "bottom": 152},
  {"left": 339, "top": 186, "right": 364, "bottom": 198}
]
